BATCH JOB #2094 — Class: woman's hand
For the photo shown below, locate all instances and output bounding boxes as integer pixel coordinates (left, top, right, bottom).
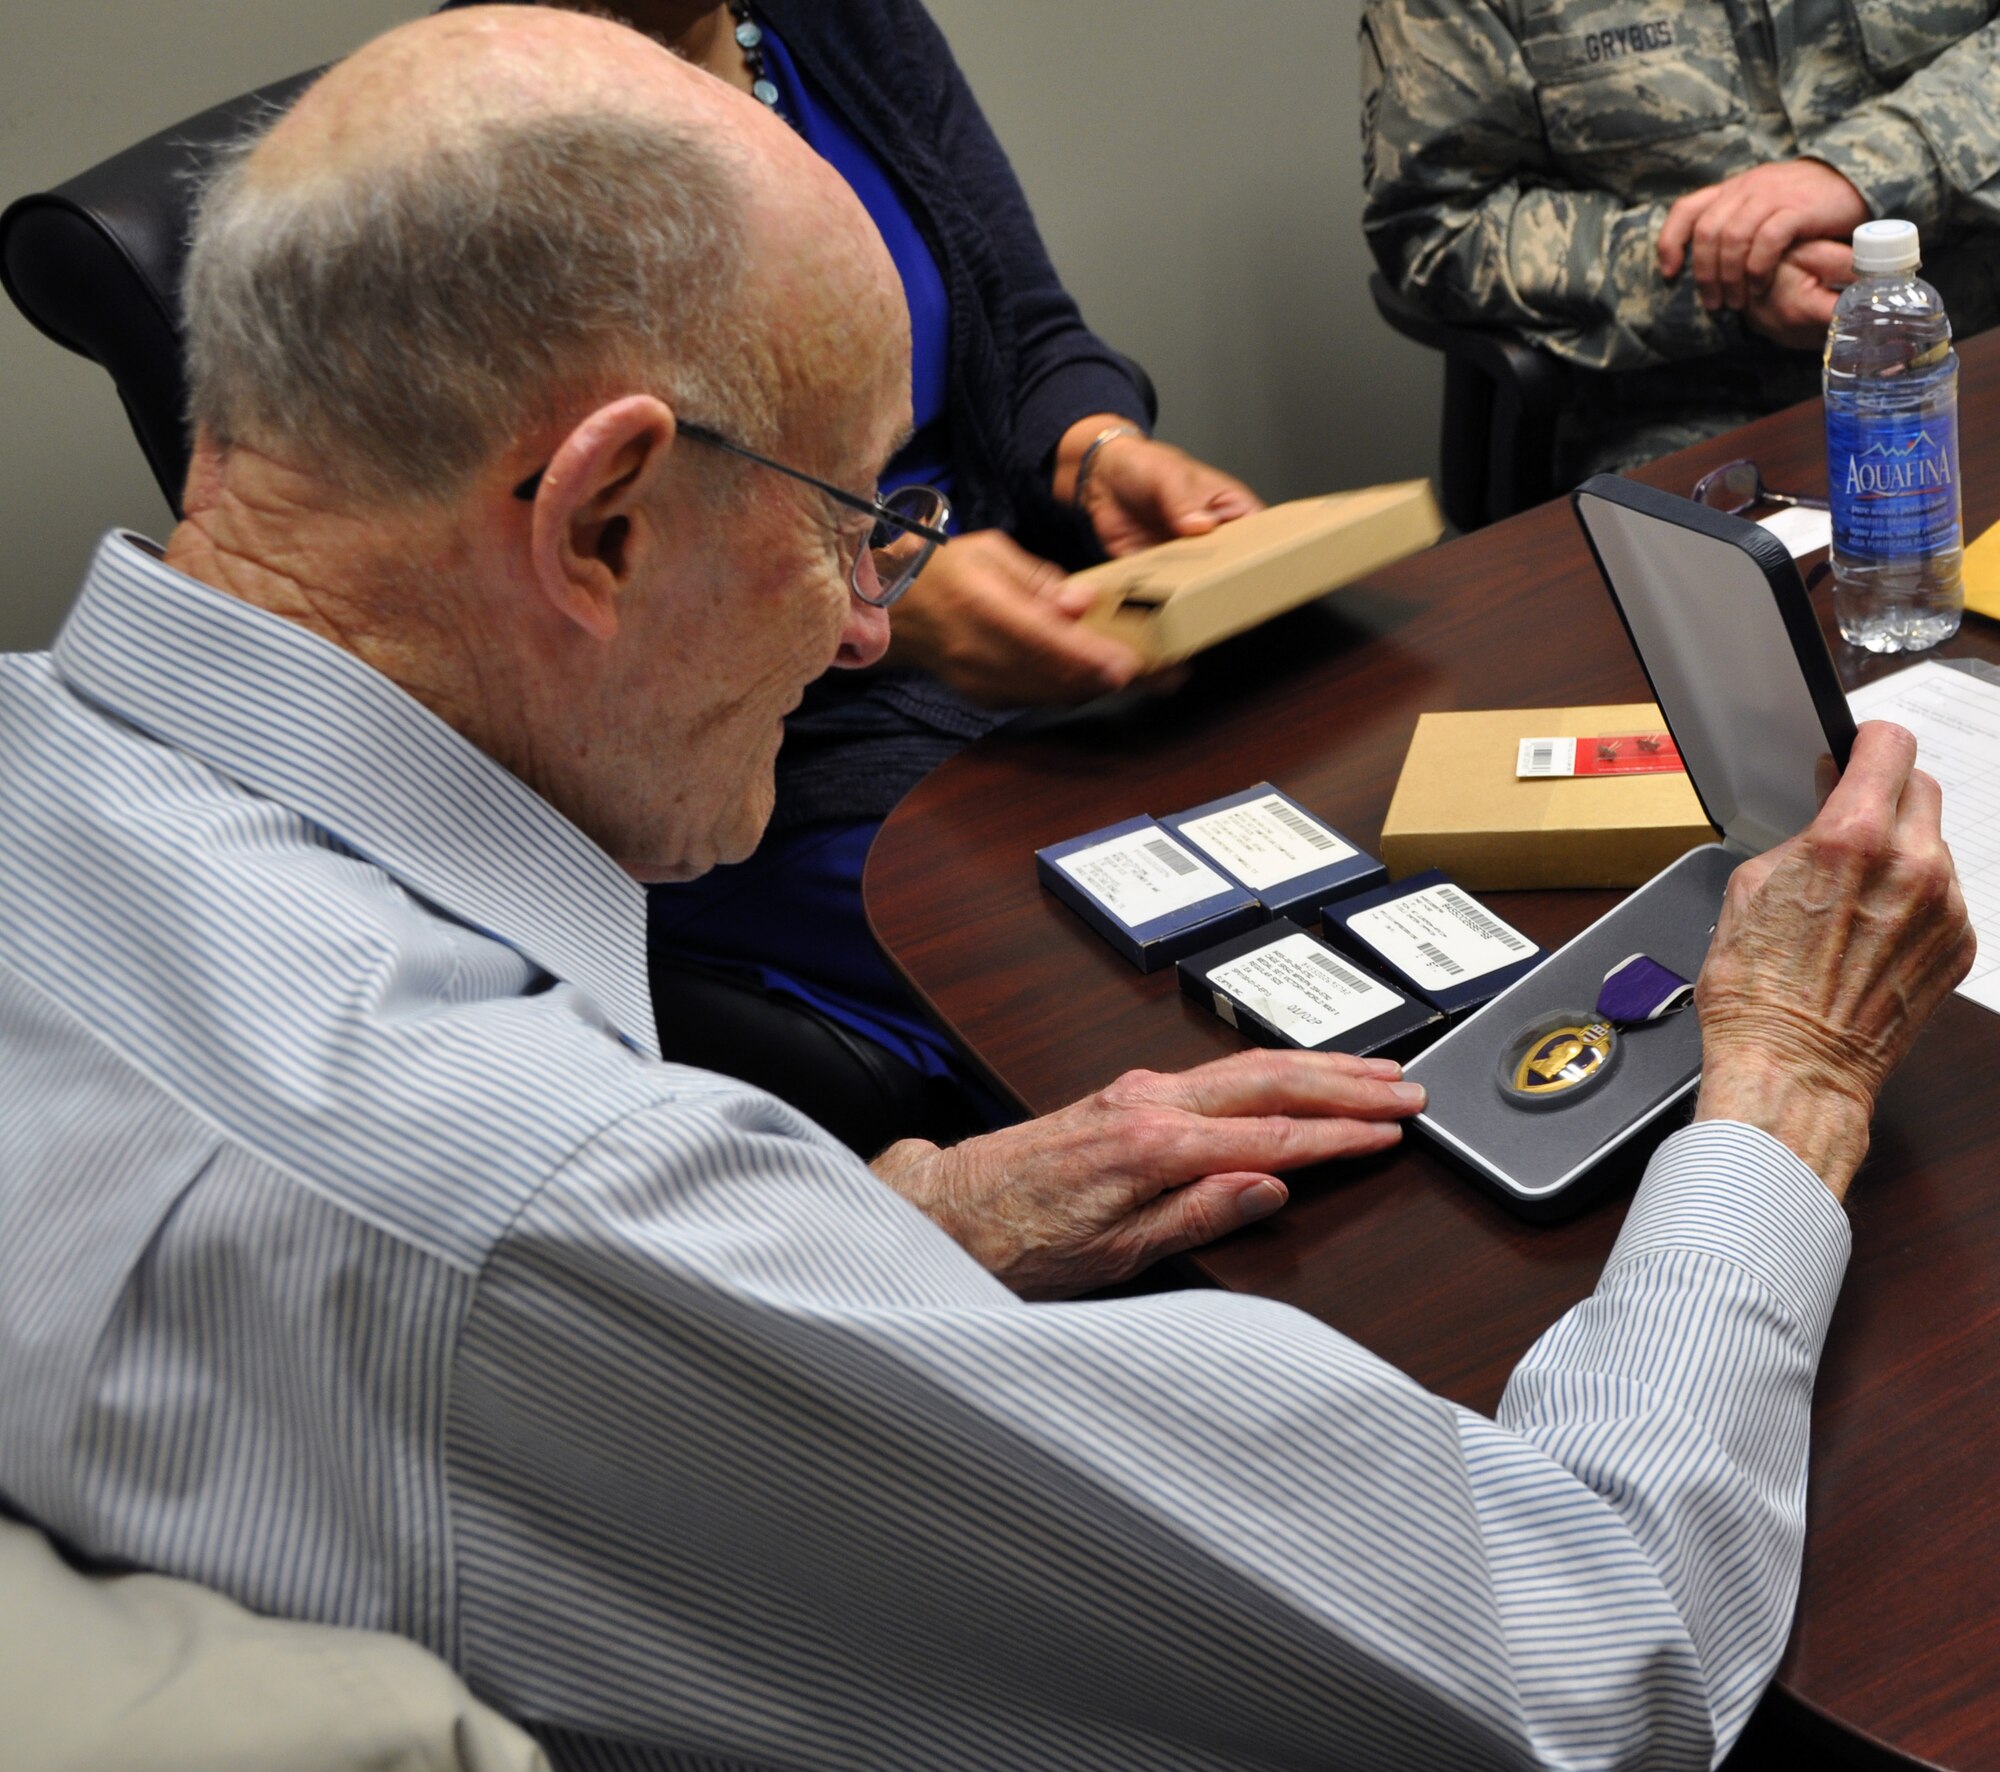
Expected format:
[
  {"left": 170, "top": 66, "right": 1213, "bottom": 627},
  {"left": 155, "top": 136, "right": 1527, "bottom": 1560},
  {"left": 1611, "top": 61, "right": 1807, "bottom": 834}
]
[
  {"left": 884, "top": 529, "right": 1146, "bottom": 707},
  {"left": 1054, "top": 417, "right": 1263, "bottom": 559}
]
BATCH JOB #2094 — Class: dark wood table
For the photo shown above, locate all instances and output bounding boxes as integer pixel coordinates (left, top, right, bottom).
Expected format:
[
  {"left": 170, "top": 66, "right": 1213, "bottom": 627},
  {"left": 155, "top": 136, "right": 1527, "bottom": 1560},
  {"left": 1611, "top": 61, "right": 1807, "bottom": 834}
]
[{"left": 868, "top": 327, "right": 2000, "bottom": 1768}]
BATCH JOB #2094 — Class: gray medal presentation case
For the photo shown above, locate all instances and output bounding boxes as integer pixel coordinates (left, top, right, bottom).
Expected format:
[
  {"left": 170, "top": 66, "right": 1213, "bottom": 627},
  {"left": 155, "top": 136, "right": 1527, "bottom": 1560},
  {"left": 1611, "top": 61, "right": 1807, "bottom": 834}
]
[{"left": 1407, "top": 476, "right": 1857, "bottom": 1217}]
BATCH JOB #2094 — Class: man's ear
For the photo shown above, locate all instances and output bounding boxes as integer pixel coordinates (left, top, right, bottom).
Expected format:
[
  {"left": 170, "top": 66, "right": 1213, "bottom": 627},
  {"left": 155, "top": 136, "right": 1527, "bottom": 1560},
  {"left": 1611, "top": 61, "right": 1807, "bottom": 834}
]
[{"left": 525, "top": 395, "right": 678, "bottom": 642}]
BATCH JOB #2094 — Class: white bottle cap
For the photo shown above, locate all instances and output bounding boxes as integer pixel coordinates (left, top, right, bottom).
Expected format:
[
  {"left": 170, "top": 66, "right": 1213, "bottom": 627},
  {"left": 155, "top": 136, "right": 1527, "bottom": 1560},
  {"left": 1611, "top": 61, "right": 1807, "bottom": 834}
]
[{"left": 1852, "top": 218, "right": 1920, "bottom": 273}]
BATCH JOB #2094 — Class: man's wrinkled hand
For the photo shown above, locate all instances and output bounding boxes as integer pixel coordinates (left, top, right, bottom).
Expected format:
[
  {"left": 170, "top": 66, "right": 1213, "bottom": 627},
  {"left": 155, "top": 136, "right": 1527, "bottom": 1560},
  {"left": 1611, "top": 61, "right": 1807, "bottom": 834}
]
[
  {"left": 1694, "top": 721, "right": 1974, "bottom": 1196},
  {"left": 1658, "top": 157, "right": 1869, "bottom": 311},
  {"left": 871, "top": 1050, "right": 1426, "bottom": 1298},
  {"left": 883, "top": 528, "right": 1146, "bottom": 707},
  {"left": 1742, "top": 240, "right": 1851, "bottom": 350}
]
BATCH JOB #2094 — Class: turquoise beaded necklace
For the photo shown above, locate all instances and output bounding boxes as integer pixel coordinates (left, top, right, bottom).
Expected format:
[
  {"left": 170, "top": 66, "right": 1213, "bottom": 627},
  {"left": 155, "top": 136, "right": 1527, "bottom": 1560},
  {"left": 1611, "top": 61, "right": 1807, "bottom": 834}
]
[{"left": 725, "top": 2, "right": 787, "bottom": 120}]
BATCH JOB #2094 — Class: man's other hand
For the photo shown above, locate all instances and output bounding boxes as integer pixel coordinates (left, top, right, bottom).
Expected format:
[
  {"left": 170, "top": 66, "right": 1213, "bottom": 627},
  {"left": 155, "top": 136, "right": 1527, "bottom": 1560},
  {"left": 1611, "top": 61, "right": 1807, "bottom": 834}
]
[
  {"left": 1743, "top": 239, "right": 1853, "bottom": 350},
  {"left": 883, "top": 529, "right": 1146, "bottom": 707},
  {"left": 871, "top": 1050, "right": 1426, "bottom": 1298},
  {"left": 1694, "top": 721, "right": 1974, "bottom": 1197},
  {"left": 1658, "top": 157, "right": 1869, "bottom": 312},
  {"left": 1054, "top": 420, "right": 1263, "bottom": 560}
]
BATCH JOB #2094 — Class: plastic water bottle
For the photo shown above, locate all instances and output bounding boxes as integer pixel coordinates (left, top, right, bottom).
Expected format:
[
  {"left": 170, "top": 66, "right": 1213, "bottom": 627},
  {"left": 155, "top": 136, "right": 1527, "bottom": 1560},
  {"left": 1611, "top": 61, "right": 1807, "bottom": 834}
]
[{"left": 1824, "top": 218, "right": 1963, "bottom": 653}]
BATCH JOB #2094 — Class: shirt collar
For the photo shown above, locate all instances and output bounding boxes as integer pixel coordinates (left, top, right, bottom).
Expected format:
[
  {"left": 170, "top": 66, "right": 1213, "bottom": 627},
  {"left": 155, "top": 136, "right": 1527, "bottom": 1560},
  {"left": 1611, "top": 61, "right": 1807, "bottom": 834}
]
[{"left": 53, "top": 532, "right": 660, "bottom": 1060}]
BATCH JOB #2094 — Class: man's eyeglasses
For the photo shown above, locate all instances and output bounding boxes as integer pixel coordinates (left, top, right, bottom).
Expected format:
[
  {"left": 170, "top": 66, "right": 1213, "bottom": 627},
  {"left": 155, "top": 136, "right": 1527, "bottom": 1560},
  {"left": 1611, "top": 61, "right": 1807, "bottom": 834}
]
[
  {"left": 1690, "top": 458, "right": 1830, "bottom": 517},
  {"left": 512, "top": 420, "right": 951, "bottom": 608}
]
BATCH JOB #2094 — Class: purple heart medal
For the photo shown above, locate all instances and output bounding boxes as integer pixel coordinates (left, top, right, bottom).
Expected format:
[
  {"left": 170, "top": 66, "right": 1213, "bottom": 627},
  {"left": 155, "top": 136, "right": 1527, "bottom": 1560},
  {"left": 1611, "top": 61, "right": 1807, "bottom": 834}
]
[{"left": 1498, "top": 954, "right": 1693, "bottom": 1108}]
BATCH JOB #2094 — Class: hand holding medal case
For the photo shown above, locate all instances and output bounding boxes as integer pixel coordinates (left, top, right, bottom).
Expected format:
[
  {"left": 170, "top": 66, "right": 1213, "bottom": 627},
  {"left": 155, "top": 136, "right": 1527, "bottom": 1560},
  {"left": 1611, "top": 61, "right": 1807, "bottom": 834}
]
[{"left": 1406, "top": 476, "right": 1857, "bottom": 1216}]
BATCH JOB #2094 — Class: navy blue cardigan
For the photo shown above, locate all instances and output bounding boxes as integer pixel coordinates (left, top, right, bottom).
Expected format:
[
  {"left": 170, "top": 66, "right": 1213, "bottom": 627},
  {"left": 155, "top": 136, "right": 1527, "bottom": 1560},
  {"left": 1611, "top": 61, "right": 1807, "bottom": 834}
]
[
  {"left": 758, "top": 0, "right": 1150, "bottom": 543},
  {"left": 755, "top": 0, "right": 1154, "bottom": 827}
]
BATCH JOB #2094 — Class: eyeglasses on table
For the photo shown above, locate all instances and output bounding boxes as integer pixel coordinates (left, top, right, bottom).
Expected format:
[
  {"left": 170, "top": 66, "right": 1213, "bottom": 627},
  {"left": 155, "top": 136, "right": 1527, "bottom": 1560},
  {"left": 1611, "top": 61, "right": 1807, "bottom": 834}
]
[{"left": 1690, "top": 458, "right": 1830, "bottom": 517}]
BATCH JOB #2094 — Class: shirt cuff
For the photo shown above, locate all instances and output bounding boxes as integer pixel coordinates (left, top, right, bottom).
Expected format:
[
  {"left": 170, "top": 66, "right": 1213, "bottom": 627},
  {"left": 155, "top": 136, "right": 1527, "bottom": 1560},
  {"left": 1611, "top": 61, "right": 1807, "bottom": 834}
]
[
  {"left": 1611, "top": 1121, "right": 1851, "bottom": 1351},
  {"left": 1809, "top": 111, "right": 1949, "bottom": 235},
  {"left": 1503, "top": 193, "right": 1734, "bottom": 370}
]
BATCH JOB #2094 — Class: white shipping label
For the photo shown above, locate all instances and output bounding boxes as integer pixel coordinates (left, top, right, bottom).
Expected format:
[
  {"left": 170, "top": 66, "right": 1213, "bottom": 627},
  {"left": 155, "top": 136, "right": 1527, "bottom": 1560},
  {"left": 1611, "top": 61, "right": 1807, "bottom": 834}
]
[
  {"left": 1347, "top": 883, "right": 1535, "bottom": 988},
  {"left": 1175, "top": 793, "right": 1358, "bottom": 890},
  {"left": 1516, "top": 737, "right": 1579, "bottom": 778},
  {"left": 1207, "top": 933, "right": 1405, "bottom": 1046},
  {"left": 1054, "top": 825, "right": 1231, "bottom": 926}
]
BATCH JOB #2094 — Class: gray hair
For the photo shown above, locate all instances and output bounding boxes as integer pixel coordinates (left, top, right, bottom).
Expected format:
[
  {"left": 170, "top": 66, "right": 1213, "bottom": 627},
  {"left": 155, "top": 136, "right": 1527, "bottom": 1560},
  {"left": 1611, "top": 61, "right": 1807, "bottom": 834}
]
[{"left": 183, "top": 107, "right": 770, "bottom": 501}]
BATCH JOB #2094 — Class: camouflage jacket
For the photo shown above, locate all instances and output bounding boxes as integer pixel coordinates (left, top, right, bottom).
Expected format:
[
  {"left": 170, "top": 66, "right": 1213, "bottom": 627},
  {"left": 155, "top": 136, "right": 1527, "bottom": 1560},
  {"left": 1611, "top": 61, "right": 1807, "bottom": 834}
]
[{"left": 1361, "top": 0, "right": 2000, "bottom": 372}]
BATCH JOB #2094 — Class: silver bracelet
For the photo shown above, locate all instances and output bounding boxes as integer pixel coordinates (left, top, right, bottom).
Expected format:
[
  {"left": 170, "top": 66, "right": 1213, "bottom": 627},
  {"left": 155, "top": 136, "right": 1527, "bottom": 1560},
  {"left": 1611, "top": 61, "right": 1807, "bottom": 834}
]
[{"left": 1071, "top": 423, "right": 1143, "bottom": 513}]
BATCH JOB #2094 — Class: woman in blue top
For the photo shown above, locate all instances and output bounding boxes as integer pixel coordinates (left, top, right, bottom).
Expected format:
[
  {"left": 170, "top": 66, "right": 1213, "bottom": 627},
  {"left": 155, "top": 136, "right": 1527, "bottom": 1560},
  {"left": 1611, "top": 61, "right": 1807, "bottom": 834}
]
[{"left": 468, "top": 0, "right": 1261, "bottom": 1133}]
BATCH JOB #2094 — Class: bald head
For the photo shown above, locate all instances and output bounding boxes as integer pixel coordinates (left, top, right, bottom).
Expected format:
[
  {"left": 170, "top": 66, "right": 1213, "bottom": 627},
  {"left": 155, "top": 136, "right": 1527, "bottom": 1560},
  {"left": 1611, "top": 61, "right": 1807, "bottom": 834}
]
[
  {"left": 184, "top": 4, "right": 905, "bottom": 503},
  {"left": 264, "top": 7, "right": 741, "bottom": 184}
]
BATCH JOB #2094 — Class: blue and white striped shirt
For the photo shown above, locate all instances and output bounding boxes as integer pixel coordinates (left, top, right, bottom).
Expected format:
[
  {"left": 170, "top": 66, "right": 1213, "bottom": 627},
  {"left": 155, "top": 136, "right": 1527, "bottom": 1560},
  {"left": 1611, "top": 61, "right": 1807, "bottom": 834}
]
[{"left": 0, "top": 534, "right": 1851, "bottom": 1770}]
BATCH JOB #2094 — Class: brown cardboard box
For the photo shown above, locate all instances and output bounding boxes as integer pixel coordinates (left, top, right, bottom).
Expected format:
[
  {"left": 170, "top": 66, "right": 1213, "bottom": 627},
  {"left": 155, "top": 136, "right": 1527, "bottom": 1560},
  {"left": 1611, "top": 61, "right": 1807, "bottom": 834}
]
[
  {"left": 1073, "top": 481, "right": 1444, "bottom": 668},
  {"left": 1380, "top": 703, "right": 1718, "bottom": 890}
]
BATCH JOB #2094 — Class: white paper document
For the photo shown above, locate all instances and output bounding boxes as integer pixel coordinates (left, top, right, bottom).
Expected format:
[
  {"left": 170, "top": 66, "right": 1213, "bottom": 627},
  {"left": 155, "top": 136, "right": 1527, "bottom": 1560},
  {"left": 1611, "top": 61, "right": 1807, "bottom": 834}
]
[
  {"left": 1757, "top": 505, "right": 1833, "bottom": 560},
  {"left": 1848, "top": 659, "right": 2000, "bottom": 1014}
]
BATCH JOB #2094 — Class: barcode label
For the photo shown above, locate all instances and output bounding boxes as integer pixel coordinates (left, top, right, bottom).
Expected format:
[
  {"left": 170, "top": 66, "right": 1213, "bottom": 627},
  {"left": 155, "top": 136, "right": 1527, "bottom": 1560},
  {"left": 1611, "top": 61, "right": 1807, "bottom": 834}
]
[
  {"left": 1346, "top": 882, "right": 1539, "bottom": 989},
  {"left": 1306, "top": 949, "right": 1369, "bottom": 991},
  {"left": 1416, "top": 940, "right": 1464, "bottom": 977},
  {"left": 1435, "top": 886, "right": 1533, "bottom": 953},
  {"left": 1266, "top": 802, "right": 1338, "bottom": 851},
  {"left": 1174, "top": 791, "right": 1358, "bottom": 891},
  {"left": 1516, "top": 736, "right": 1578, "bottom": 778},
  {"left": 1206, "top": 932, "right": 1404, "bottom": 1045},
  {"left": 1053, "top": 823, "right": 1233, "bottom": 927}
]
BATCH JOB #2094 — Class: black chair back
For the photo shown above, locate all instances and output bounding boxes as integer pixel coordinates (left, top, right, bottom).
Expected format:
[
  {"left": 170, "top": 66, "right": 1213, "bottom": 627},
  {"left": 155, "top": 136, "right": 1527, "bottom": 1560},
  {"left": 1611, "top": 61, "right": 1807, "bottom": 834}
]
[
  {"left": 1368, "top": 272, "right": 1571, "bottom": 532},
  {"left": 1, "top": 71, "right": 319, "bottom": 515}
]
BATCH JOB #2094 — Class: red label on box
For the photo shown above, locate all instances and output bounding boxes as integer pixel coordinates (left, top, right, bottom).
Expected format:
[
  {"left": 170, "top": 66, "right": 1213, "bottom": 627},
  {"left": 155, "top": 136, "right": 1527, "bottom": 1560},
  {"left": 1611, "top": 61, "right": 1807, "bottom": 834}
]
[
  {"left": 1518, "top": 732, "right": 1685, "bottom": 779},
  {"left": 1573, "top": 733, "right": 1683, "bottom": 776}
]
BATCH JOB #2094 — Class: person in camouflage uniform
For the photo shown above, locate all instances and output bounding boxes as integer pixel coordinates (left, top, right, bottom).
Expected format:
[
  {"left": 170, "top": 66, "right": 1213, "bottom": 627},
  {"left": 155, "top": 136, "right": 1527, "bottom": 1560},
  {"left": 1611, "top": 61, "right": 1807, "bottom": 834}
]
[{"left": 1361, "top": 1, "right": 2000, "bottom": 481}]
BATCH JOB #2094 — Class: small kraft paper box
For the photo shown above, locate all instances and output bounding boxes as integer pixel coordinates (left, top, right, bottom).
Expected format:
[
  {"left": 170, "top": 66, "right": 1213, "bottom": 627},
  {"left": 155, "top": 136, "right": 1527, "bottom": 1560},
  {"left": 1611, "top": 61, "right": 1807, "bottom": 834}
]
[
  {"left": 1036, "top": 816, "right": 1261, "bottom": 972},
  {"left": 1178, "top": 920, "right": 1442, "bottom": 1059},
  {"left": 1072, "top": 482, "right": 1444, "bottom": 669},
  {"left": 1406, "top": 479, "right": 1857, "bottom": 1217},
  {"left": 1379, "top": 702, "right": 1717, "bottom": 890},
  {"left": 1161, "top": 783, "right": 1387, "bottom": 923},
  {"left": 1322, "top": 869, "right": 1544, "bottom": 1018}
]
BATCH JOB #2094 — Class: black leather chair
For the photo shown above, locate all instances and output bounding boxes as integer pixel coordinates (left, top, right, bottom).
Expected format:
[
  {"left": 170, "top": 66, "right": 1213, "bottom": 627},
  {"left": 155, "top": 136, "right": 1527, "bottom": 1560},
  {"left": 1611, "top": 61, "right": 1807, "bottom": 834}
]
[
  {"left": 1, "top": 73, "right": 992, "bottom": 1158},
  {"left": 0, "top": 75, "right": 322, "bottom": 514},
  {"left": 1368, "top": 272, "right": 1572, "bottom": 533}
]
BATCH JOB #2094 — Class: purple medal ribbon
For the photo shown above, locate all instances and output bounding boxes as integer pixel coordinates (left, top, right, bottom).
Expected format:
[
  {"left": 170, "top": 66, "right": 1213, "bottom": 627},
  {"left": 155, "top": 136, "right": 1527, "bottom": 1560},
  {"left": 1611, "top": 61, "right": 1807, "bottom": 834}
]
[{"left": 1598, "top": 953, "right": 1693, "bottom": 1026}]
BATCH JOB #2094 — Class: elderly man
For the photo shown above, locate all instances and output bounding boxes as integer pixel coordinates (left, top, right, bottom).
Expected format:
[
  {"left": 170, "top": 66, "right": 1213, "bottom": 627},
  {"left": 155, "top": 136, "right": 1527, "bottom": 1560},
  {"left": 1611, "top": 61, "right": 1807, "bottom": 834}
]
[
  {"left": 0, "top": 8, "right": 1975, "bottom": 1769},
  {"left": 1362, "top": 0, "right": 2000, "bottom": 478}
]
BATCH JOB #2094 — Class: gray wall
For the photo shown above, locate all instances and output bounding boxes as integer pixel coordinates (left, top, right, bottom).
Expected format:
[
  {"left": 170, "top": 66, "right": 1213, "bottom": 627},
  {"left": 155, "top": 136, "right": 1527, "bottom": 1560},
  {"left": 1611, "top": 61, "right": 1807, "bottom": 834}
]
[
  {"left": 0, "top": 0, "right": 415, "bottom": 650},
  {"left": 0, "top": 1, "right": 1441, "bottom": 651},
  {"left": 923, "top": 0, "right": 1442, "bottom": 508}
]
